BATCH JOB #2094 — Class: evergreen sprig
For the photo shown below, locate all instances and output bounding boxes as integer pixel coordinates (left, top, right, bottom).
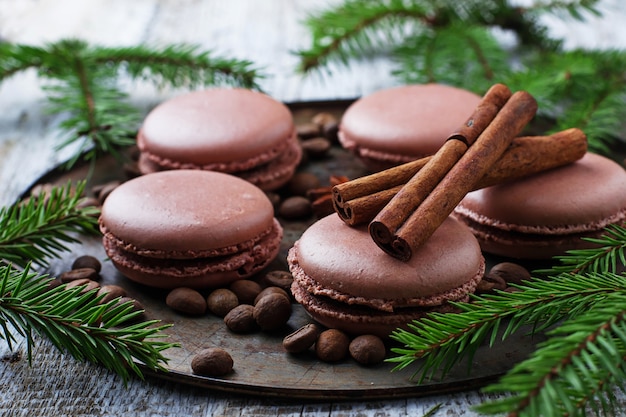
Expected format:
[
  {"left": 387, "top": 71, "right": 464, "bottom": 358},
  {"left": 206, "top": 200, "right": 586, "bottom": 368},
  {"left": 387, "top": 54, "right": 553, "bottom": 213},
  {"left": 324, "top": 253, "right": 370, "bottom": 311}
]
[
  {"left": 0, "top": 180, "right": 99, "bottom": 267},
  {"left": 0, "top": 263, "right": 176, "bottom": 382},
  {"left": 389, "top": 224, "right": 626, "bottom": 416},
  {"left": 0, "top": 181, "right": 176, "bottom": 381},
  {"left": 297, "top": 0, "right": 624, "bottom": 153},
  {"left": 0, "top": 39, "right": 263, "bottom": 168}
]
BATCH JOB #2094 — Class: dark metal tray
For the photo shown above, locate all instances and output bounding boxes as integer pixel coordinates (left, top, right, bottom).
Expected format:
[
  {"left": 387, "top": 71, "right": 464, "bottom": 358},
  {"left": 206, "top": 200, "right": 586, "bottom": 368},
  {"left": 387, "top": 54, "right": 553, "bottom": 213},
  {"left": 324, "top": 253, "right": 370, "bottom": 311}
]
[{"left": 33, "top": 100, "right": 543, "bottom": 400}]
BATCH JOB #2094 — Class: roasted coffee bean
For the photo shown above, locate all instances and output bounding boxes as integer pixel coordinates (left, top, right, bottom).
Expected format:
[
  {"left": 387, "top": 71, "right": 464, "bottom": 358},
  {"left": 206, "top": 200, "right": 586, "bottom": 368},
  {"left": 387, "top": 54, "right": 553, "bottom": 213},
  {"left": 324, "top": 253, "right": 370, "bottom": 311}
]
[
  {"left": 224, "top": 304, "right": 257, "bottom": 333},
  {"left": 316, "top": 329, "right": 350, "bottom": 362},
  {"left": 65, "top": 278, "right": 100, "bottom": 293},
  {"left": 72, "top": 255, "right": 102, "bottom": 273},
  {"left": 349, "top": 335, "right": 386, "bottom": 365},
  {"left": 283, "top": 323, "right": 320, "bottom": 353},
  {"left": 254, "top": 286, "right": 290, "bottom": 305},
  {"left": 301, "top": 137, "right": 331, "bottom": 159},
  {"left": 191, "top": 347, "right": 234, "bottom": 377},
  {"left": 228, "top": 280, "right": 262, "bottom": 305},
  {"left": 253, "top": 292, "right": 292, "bottom": 331},
  {"left": 287, "top": 172, "right": 321, "bottom": 197},
  {"left": 97, "top": 285, "right": 127, "bottom": 304},
  {"left": 261, "top": 270, "right": 294, "bottom": 294},
  {"left": 489, "top": 262, "right": 531, "bottom": 285},
  {"left": 296, "top": 122, "right": 321, "bottom": 139},
  {"left": 166, "top": 287, "right": 207, "bottom": 316},
  {"left": 60, "top": 268, "right": 100, "bottom": 283},
  {"left": 278, "top": 196, "right": 313, "bottom": 220},
  {"left": 94, "top": 180, "right": 121, "bottom": 204},
  {"left": 207, "top": 288, "right": 239, "bottom": 317},
  {"left": 312, "top": 112, "right": 339, "bottom": 142}
]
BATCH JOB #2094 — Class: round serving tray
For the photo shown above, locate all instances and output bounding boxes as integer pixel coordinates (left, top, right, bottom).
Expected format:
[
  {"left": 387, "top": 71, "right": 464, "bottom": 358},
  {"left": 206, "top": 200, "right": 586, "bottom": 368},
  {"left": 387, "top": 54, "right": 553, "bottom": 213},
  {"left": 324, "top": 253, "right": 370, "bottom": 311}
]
[{"left": 32, "top": 100, "right": 544, "bottom": 400}]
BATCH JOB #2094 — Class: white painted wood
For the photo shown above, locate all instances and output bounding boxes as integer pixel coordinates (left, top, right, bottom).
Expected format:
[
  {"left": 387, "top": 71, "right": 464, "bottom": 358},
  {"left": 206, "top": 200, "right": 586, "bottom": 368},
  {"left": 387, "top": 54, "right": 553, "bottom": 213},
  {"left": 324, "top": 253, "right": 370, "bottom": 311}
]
[{"left": 0, "top": 1, "right": 625, "bottom": 415}]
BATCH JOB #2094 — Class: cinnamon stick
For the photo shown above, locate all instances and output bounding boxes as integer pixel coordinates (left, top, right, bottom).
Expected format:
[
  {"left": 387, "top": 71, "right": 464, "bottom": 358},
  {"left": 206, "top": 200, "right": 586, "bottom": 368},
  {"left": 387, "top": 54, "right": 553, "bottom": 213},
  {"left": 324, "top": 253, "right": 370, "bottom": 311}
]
[
  {"left": 369, "top": 84, "right": 512, "bottom": 244},
  {"left": 333, "top": 128, "right": 587, "bottom": 226},
  {"left": 372, "top": 90, "right": 538, "bottom": 261}
]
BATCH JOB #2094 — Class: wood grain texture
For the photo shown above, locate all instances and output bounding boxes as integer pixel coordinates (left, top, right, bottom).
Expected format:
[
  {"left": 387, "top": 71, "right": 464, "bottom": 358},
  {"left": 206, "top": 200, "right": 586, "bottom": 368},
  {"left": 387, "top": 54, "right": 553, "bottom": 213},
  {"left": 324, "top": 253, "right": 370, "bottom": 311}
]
[{"left": 0, "top": 0, "right": 625, "bottom": 416}]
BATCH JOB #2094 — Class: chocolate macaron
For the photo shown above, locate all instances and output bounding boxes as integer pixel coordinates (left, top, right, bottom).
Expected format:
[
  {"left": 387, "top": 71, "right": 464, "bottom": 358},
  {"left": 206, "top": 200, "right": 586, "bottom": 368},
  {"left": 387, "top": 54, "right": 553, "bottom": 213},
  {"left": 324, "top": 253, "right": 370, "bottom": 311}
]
[
  {"left": 99, "top": 170, "right": 283, "bottom": 289},
  {"left": 288, "top": 214, "right": 485, "bottom": 338},
  {"left": 137, "top": 88, "right": 302, "bottom": 191},
  {"left": 454, "top": 153, "right": 626, "bottom": 259},
  {"left": 338, "top": 84, "right": 481, "bottom": 171}
]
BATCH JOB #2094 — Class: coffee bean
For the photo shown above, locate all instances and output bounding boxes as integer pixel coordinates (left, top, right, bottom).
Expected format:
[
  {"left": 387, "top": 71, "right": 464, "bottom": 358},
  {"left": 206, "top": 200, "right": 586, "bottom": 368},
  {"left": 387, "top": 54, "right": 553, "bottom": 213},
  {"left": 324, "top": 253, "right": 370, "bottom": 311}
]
[
  {"left": 312, "top": 112, "right": 339, "bottom": 142},
  {"left": 65, "top": 278, "right": 100, "bottom": 293},
  {"left": 489, "top": 262, "right": 531, "bottom": 286},
  {"left": 60, "top": 268, "right": 100, "bottom": 283},
  {"left": 349, "top": 335, "right": 386, "bottom": 365},
  {"left": 71, "top": 255, "right": 102, "bottom": 273},
  {"left": 166, "top": 287, "right": 207, "bottom": 316},
  {"left": 296, "top": 122, "right": 321, "bottom": 139},
  {"left": 316, "top": 329, "right": 350, "bottom": 362},
  {"left": 253, "top": 292, "right": 292, "bottom": 331},
  {"left": 97, "top": 284, "right": 127, "bottom": 304},
  {"left": 224, "top": 304, "right": 257, "bottom": 333},
  {"left": 301, "top": 137, "right": 331, "bottom": 159},
  {"left": 283, "top": 323, "right": 320, "bottom": 353},
  {"left": 228, "top": 280, "right": 262, "bottom": 305},
  {"left": 287, "top": 172, "right": 321, "bottom": 197},
  {"left": 94, "top": 180, "right": 121, "bottom": 204},
  {"left": 254, "top": 286, "right": 290, "bottom": 305},
  {"left": 207, "top": 288, "right": 239, "bottom": 317},
  {"left": 261, "top": 271, "right": 293, "bottom": 294},
  {"left": 191, "top": 347, "right": 234, "bottom": 377},
  {"left": 278, "top": 196, "right": 313, "bottom": 220}
]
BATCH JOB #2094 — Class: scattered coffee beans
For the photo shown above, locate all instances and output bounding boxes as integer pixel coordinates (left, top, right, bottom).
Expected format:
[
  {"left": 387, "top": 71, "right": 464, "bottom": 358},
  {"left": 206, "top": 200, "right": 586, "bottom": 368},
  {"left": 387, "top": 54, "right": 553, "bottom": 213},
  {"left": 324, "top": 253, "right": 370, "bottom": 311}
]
[
  {"left": 60, "top": 267, "right": 100, "bottom": 283},
  {"left": 301, "top": 137, "right": 331, "bottom": 159},
  {"left": 315, "top": 329, "right": 350, "bottom": 362},
  {"left": 228, "top": 280, "right": 262, "bottom": 305},
  {"left": 349, "top": 335, "right": 386, "bottom": 365},
  {"left": 283, "top": 323, "right": 320, "bottom": 353},
  {"left": 278, "top": 196, "right": 313, "bottom": 220},
  {"left": 191, "top": 347, "right": 234, "bottom": 377},
  {"left": 253, "top": 292, "right": 292, "bottom": 331},
  {"left": 489, "top": 262, "right": 531, "bottom": 285},
  {"left": 207, "top": 288, "right": 239, "bottom": 317},
  {"left": 97, "top": 284, "right": 127, "bottom": 304},
  {"left": 71, "top": 255, "right": 102, "bottom": 273},
  {"left": 254, "top": 286, "right": 290, "bottom": 305},
  {"left": 166, "top": 287, "right": 207, "bottom": 316},
  {"left": 224, "top": 304, "right": 257, "bottom": 333},
  {"left": 287, "top": 172, "right": 321, "bottom": 197},
  {"left": 261, "top": 271, "right": 293, "bottom": 294}
]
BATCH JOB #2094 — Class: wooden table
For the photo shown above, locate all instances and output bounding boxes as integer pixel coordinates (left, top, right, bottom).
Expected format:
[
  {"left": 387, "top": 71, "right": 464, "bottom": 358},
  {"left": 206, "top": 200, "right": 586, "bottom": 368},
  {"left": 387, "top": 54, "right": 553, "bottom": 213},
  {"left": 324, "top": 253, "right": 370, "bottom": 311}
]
[{"left": 0, "top": 1, "right": 625, "bottom": 415}]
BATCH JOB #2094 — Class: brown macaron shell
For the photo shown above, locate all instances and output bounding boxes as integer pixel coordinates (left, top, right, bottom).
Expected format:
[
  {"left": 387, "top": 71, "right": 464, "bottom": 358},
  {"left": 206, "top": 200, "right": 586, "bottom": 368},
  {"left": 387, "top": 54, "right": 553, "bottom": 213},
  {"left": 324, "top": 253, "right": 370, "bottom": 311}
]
[
  {"left": 338, "top": 84, "right": 481, "bottom": 171},
  {"left": 137, "top": 88, "right": 301, "bottom": 191},
  {"left": 454, "top": 153, "right": 626, "bottom": 259},
  {"left": 100, "top": 170, "right": 283, "bottom": 289},
  {"left": 288, "top": 214, "right": 485, "bottom": 337}
]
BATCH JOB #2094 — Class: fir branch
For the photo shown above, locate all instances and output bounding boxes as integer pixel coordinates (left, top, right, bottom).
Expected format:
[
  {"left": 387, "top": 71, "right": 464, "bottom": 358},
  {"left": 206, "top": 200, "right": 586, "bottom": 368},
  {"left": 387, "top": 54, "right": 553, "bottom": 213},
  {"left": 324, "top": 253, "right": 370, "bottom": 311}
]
[
  {"left": 538, "top": 224, "right": 626, "bottom": 276},
  {"left": 0, "top": 180, "right": 99, "bottom": 268},
  {"left": 0, "top": 263, "right": 176, "bottom": 382},
  {"left": 0, "top": 38, "right": 264, "bottom": 168},
  {"left": 475, "top": 296, "right": 626, "bottom": 417},
  {"left": 388, "top": 271, "right": 625, "bottom": 380}
]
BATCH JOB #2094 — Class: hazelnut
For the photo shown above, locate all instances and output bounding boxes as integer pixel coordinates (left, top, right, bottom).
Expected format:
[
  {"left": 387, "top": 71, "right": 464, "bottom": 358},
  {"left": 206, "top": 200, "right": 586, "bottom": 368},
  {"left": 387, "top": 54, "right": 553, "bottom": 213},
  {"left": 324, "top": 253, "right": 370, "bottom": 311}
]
[
  {"left": 316, "top": 329, "right": 350, "bottom": 362},
  {"left": 349, "top": 335, "right": 386, "bottom": 365},
  {"left": 191, "top": 348, "right": 234, "bottom": 377},
  {"left": 166, "top": 288, "right": 207, "bottom": 316},
  {"left": 489, "top": 262, "right": 531, "bottom": 285},
  {"left": 283, "top": 323, "right": 320, "bottom": 353},
  {"left": 224, "top": 304, "right": 257, "bottom": 333},
  {"left": 207, "top": 288, "right": 239, "bottom": 317},
  {"left": 253, "top": 292, "right": 292, "bottom": 331},
  {"left": 228, "top": 280, "right": 262, "bottom": 305}
]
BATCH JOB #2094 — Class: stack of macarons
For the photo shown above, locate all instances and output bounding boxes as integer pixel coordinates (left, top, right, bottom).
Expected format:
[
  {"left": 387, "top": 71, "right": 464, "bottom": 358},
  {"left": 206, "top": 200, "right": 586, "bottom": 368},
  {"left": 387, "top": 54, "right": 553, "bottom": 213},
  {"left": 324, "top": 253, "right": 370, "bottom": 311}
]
[
  {"left": 99, "top": 170, "right": 283, "bottom": 289},
  {"left": 287, "top": 214, "right": 485, "bottom": 338},
  {"left": 137, "top": 88, "right": 301, "bottom": 191},
  {"left": 338, "top": 84, "right": 482, "bottom": 171},
  {"left": 454, "top": 153, "right": 626, "bottom": 259}
]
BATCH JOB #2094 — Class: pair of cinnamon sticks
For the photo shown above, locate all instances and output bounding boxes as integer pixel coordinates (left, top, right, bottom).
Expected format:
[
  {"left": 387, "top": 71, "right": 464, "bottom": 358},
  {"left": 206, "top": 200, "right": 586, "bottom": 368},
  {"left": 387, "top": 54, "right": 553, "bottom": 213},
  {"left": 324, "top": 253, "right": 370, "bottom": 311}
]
[{"left": 332, "top": 84, "right": 588, "bottom": 262}]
